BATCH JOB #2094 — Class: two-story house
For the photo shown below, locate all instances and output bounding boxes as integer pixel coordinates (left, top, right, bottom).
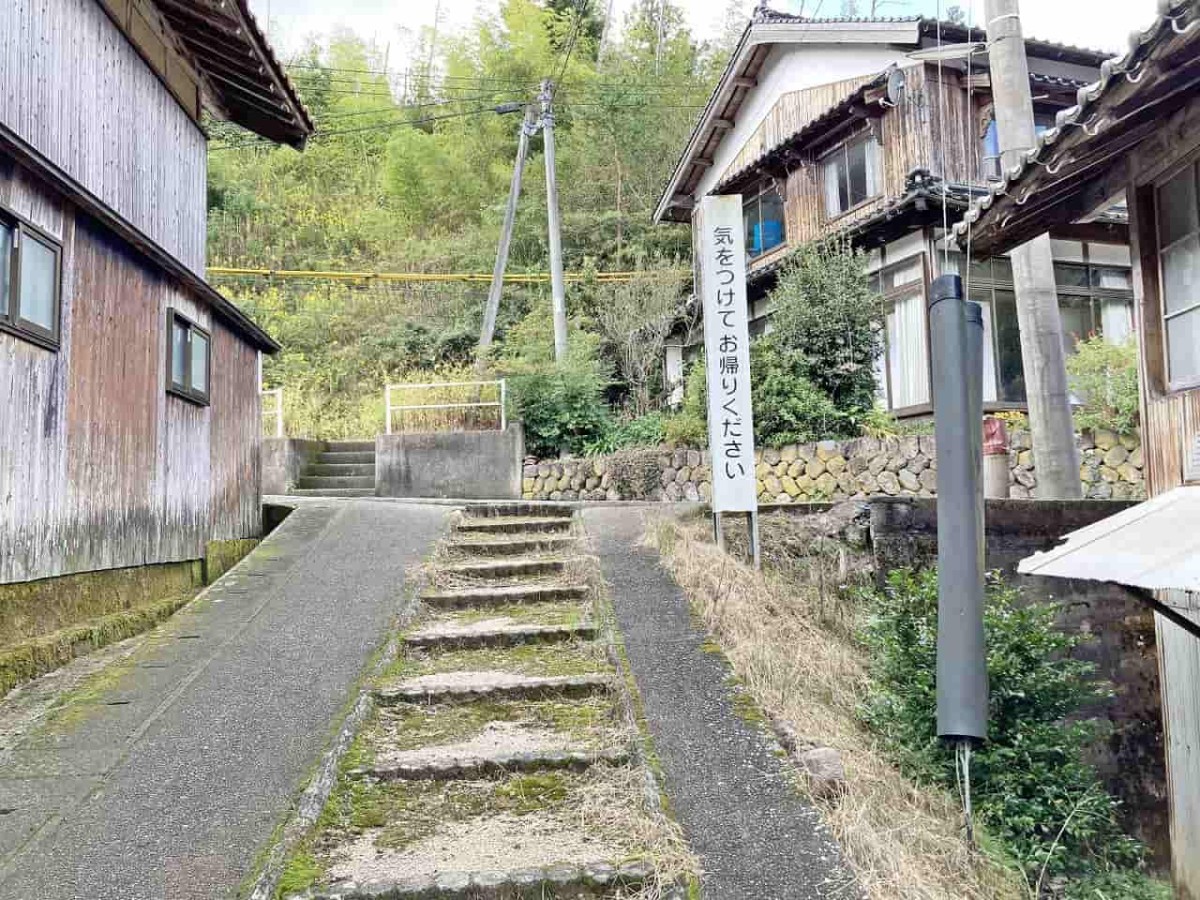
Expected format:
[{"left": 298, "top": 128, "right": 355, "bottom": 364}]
[
  {"left": 0, "top": 0, "right": 310, "bottom": 647},
  {"left": 656, "top": 10, "right": 1131, "bottom": 417}
]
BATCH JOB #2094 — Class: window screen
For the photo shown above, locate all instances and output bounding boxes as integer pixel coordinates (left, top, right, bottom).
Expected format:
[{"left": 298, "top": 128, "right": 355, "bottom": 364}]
[
  {"left": 0, "top": 212, "right": 62, "bottom": 348},
  {"left": 0, "top": 221, "right": 11, "bottom": 318}
]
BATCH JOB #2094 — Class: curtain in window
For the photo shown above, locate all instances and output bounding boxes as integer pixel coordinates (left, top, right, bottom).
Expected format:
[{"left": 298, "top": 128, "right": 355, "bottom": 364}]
[
  {"left": 824, "top": 160, "right": 842, "bottom": 217},
  {"left": 976, "top": 299, "right": 998, "bottom": 402},
  {"left": 864, "top": 140, "right": 882, "bottom": 198},
  {"left": 887, "top": 289, "right": 930, "bottom": 409},
  {"left": 1101, "top": 298, "right": 1133, "bottom": 344}
]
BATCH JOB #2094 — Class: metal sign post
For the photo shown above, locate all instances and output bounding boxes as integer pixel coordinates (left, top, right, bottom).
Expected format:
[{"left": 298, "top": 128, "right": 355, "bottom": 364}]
[{"left": 695, "top": 196, "right": 759, "bottom": 568}]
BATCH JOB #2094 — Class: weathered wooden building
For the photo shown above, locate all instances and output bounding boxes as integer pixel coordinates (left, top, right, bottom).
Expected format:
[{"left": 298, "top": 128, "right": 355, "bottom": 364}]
[
  {"left": 655, "top": 12, "right": 1133, "bottom": 417},
  {"left": 961, "top": 1, "right": 1200, "bottom": 891},
  {"left": 0, "top": 0, "right": 310, "bottom": 591}
]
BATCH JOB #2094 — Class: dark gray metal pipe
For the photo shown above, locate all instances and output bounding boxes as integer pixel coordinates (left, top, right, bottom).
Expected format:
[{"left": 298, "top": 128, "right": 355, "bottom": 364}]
[{"left": 929, "top": 275, "right": 988, "bottom": 741}]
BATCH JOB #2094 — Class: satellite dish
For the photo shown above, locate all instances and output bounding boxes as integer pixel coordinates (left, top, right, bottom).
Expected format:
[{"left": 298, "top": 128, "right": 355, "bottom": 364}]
[{"left": 886, "top": 68, "right": 906, "bottom": 105}]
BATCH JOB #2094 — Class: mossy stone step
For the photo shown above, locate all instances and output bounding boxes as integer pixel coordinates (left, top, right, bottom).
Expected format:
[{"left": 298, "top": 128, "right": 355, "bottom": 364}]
[
  {"left": 455, "top": 516, "right": 574, "bottom": 535},
  {"left": 460, "top": 502, "right": 574, "bottom": 519},
  {"left": 420, "top": 584, "right": 588, "bottom": 609},
  {"left": 352, "top": 747, "right": 630, "bottom": 783},
  {"left": 305, "top": 860, "right": 658, "bottom": 899},
  {"left": 447, "top": 536, "right": 576, "bottom": 557},
  {"left": 375, "top": 673, "right": 613, "bottom": 705},
  {"left": 440, "top": 559, "right": 568, "bottom": 580},
  {"left": 404, "top": 622, "right": 597, "bottom": 651}
]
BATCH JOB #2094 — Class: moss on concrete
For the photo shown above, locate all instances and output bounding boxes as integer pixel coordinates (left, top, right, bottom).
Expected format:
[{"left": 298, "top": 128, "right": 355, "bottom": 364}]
[
  {"left": 383, "top": 640, "right": 611, "bottom": 682},
  {"left": 204, "top": 539, "right": 260, "bottom": 584},
  {"left": 0, "top": 560, "right": 204, "bottom": 649},
  {"left": 0, "top": 593, "right": 196, "bottom": 700}
]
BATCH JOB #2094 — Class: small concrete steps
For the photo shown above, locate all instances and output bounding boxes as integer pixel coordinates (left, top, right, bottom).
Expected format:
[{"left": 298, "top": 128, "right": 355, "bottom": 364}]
[
  {"left": 447, "top": 535, "right": 576, "bottom": 557},
  {"left": 455, "top": 515, "right": 574, "bottom": 535},
  {"left": 374, "top": 673, "right": 614, "bottom": 705},
  {"left": 293, "top": 440, "right": 376, "bottom": 497},
  {"left": 440, "top": 558, "right": 568, "bottom": 580},
  {"left": 352, "top": 747, "right": 631, "bottom": 782},
  {"left": 421, "top": 583, "right": 589, "bottom": 609},
  {"left": 404, "top": 621, "right": 597, "bottom": 650},
  {"left": 461, "top": 502, "right": 574, "bottom": 519}
]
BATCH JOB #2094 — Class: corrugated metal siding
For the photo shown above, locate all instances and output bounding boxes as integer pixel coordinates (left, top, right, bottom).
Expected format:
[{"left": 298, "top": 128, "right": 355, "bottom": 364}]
[
  {"left": 0, "top": 165, "right": 261, "bottom": 585},
  {"left": 0, "top": 0, "right": 207, "bottom": 275}
]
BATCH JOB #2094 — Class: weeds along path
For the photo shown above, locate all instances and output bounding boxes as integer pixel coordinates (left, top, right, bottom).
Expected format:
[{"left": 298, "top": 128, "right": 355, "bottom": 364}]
[{"left": 273, "top": 503, "right": 695, "bottom": 900}]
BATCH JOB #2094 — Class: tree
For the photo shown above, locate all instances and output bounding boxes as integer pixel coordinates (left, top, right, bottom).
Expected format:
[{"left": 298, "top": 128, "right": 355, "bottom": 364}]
[
  {"left": 592, "top": 269, "right": 689, "bottom": 415},
  {"left": 767, "top": 241, "right": 884, "bottom": 423}
]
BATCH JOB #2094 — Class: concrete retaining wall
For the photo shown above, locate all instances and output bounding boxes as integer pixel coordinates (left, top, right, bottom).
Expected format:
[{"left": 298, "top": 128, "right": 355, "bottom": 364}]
[
  {"left": 262, "top": 438, "right": 325, "bottom": 495},
  {"left": 522, "top": 428, "right": 1145, "bottom": 503},
  {"left": 376, "top": 426, "right": 525, "bottom": 500}
]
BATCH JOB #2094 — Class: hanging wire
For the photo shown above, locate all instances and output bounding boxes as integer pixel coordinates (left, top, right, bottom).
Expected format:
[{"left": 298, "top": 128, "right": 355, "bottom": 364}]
[
  {"left": 936, "top": 5, "right": 950, "bottom": 272},
  {"left": 956, "top": 739, "right": 976, "bottom": 848}
]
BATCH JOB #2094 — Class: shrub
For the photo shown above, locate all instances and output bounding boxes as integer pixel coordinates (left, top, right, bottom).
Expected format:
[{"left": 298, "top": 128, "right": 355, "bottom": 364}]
[
  {"left": 582, "top": 411, "right": 669, "bottom": 455},
  {"left": 767, "top": 241, "right": 884, "bottom": 418},
  {"left": 1067, "top": 336, "right": 1140, "bottom": 436},
  {"left": 751, "top": 336, "right": 850, "bottom": 447},
  {"left": 507, "top": 371, "right": 612, "bottom": 457},
  {"left": 663, "top": 412, "right": 707, "bottom": 448},
  {"left": 861, "top": 568, "right": 1146, "bottom": 882}
]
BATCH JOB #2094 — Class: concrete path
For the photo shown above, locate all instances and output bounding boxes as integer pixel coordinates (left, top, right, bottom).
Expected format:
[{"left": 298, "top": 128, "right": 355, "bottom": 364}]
[
  {"left": 0, "top": 500, "right": 446, "bottom": 900},
  {"left": 584, "top": 508, "right": 858, "bottom": 900}
]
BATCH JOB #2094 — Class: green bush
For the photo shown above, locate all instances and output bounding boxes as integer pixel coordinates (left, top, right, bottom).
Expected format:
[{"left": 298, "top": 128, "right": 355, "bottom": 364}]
[
  {"left": 1067, "top": 336, "right": 1140, "bottom": 436},
  {"left": 767, "top": 241, "right": 884, "bottom": 418},
  {"left": 663, "top": 412, "right": 707, "bottom": 448},
  {"left": 861, "top": 569, "right": 1146, "bottom": 882},
  {"left": 583, "top": 411, "right": 669, "bottom": 455},
  {"left": 507, "top": 371, "right": 612, "bottom": 457},
  {"left": 751, "top": 335, "right": 850, "bottom": 447}
]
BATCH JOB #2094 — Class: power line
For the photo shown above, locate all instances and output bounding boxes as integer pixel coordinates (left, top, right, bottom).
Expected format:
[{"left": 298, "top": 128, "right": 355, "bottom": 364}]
[
  {"left": 210, "top": 266, "right": 687, "bottom": 283},
  {"left": 209, "top": 106, "right": 510, "bottom": 151}
]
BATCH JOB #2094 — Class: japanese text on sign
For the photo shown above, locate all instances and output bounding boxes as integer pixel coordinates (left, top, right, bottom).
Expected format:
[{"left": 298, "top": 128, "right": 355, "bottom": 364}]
[{"left": 698, "top": 196, "right": 757, "bottom": 513}]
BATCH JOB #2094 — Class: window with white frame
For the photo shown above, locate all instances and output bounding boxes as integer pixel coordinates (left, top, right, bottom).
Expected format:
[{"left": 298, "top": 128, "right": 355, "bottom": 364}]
[
  {"left": 823, "top": 135, "right": 881, "bottom": 218},
  {"left": 1157, "top": 161, "right": 1200, "bottom": 389},
  {"left": 0, "top": 207, "right": 63, "bottom": 350}
]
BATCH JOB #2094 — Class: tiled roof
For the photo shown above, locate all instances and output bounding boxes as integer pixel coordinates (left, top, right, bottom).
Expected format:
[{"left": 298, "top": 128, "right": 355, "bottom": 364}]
[{"left": 955, "top": 0, "right": 1199, "bottom": 250}]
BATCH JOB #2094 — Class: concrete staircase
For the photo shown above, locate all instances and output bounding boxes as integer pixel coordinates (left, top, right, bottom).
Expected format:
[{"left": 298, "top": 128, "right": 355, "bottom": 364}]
[{"left": 292, "top": 440, "right": 375, "bottom": 497}]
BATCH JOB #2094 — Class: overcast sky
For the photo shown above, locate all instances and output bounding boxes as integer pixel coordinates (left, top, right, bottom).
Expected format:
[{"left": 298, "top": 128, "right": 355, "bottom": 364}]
[{"left": 248, "top": 0, "right": 1160, "bottom": 72}]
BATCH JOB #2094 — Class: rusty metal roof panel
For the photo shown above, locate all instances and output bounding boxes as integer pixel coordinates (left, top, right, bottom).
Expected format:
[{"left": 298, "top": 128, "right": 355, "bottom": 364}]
[
  {"left": 1017, "top": 486, "right": 1200, "bottom": 592},
  {"left": 152, "top": 0, "right": 314, "bottom": 148}
]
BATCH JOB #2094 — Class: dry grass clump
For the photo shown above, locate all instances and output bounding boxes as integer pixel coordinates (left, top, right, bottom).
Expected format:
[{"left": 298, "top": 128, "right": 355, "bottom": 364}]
[{"left": 646, "top": 511, "right": 1027, "bottom": 900}]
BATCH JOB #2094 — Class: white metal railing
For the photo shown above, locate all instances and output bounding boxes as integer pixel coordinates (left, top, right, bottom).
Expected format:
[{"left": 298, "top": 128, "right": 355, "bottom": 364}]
[
  {"left": 385, "top": 380, "right": 507, "bottom": 435},
  {"left": 261, "top": 387, "right": 284, "bottom": 438}
]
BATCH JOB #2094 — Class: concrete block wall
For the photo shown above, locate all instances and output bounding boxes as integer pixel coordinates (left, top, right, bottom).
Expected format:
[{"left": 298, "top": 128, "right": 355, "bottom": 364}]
[{"left": 522, "top": 429, "right": 1146, "bottom": 503}]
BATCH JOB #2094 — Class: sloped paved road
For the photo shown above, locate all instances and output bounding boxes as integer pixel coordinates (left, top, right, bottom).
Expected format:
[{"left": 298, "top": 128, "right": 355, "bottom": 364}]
[
  {"left": 584, "top": 508, "right": 858, "bottom": 900},
  {"left": 0, "top": 501, "right": 446, "bottom": 900}
]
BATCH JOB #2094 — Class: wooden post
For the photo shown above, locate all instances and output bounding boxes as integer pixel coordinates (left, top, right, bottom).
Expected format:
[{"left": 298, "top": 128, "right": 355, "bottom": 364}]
[
  {"left": 984, "top": 0, "right": 1082, "bottom": 498},
  {"left": 477, "top": 105, "right": 536, "bottom": 366},
  {"left": 541, "top": 80, "right": 569, "bottom": 363}
]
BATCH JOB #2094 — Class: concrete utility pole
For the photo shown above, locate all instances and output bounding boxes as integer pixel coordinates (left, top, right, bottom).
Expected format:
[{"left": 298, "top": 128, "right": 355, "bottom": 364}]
[
  {"left": 540, "top": 79, "right": 569, "bottom": 363},
  {"left": 477, "top": 105, "right": 538, "bottom": 367},
  {"left": 984, "top": 0, "right": 1081, "bottom": 498}
]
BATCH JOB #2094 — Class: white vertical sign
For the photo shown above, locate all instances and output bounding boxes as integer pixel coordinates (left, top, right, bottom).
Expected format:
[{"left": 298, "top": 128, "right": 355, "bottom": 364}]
[{"left": 697, "top": 195, "right": 757, "bottom": 513}]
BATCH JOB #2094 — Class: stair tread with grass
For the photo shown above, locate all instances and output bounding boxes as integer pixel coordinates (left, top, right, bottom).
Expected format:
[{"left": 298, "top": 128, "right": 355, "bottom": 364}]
[
  {"left": 447, "top": 536, "right": 577, "bottom": 556},
  {"left": 454, "top": 516, "right": 575, "bottom": 534},
  {"left": 374, "top": 672, "right": 616, "bottom": 704},
  {"left": 404, "top": 621, "right": 597, "bottom": 650},
  {"left": 460, "top": 502, "right": 574, "bottom": 519},
  {"left": 439, "top": 558, "right": 569, "bottom": 579},
  {"left": 420, "top": 583, "right": 589, "bottom": 608},
  {"left": 352, "top": 747, "right": 632, "bottom": 782}
]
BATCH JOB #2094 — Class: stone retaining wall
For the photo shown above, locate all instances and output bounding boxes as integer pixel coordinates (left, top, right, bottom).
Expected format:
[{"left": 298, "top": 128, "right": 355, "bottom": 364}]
[{"left": 521, "top": 428, "right": 1145, "bottom": 503}]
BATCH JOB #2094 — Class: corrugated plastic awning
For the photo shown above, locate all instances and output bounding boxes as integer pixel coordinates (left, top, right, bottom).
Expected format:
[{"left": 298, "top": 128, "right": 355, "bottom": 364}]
[{"left": 1018, "top": 486, "right": 1200, "bottom": 592}]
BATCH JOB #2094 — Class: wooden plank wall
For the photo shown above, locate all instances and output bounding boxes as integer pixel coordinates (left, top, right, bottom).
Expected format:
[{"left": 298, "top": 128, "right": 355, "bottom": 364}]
[
  {"left": 0, "top": 0, "right": 207, "bottom": 276},
  {"left": 774, "top": 64, "right": 985, "bottom": 248},
  {"left": 1128, "top": 98, "right": 1200, "bottom": 898},
  {"left": 0, "top": 162, "right": 261, "bottom": 585}
]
